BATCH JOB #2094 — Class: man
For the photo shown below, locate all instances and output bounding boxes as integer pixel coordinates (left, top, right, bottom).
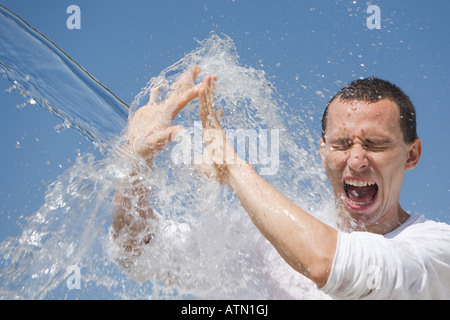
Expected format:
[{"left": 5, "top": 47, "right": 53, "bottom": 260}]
[{"left": 113, "top": 66, "right": 450, "bottom": 299}]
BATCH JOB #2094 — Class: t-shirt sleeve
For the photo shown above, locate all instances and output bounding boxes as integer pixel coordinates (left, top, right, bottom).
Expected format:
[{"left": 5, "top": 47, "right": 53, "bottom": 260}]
[{"left": 321, "top": 222, "right": 450, "bottom": 300}]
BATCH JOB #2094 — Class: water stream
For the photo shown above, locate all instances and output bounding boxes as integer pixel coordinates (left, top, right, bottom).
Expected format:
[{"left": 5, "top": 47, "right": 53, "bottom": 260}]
[{"left": 0, "top": 6, "right": 335, "bottom": 299}]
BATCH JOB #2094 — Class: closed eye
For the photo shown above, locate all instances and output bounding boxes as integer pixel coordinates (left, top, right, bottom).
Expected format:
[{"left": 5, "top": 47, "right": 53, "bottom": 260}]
[
  {"left": 330, "top": 138, "right": 352, "bottom": 151},
  {"left": 364, "top": 145, "right": 388, "bottom": 152},
  {"left": 363, "top": 138, "right": 392, "bottom": 151},
  {"left": 332, "top": 144, "right": 351, "bottom": 151},
  {"left": 329, "top": 138, "right": 392, "bottom": 152}
]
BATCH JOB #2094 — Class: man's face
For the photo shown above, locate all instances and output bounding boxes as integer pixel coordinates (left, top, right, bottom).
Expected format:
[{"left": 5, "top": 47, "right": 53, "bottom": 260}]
[{"left": 320, "top": 98, "right": 421, "bottom": 233}]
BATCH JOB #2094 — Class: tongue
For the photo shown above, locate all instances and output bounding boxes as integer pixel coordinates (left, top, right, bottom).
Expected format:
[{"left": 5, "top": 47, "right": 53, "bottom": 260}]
[{"left": 347, "top": 185, "right": 377, "bottom": 202}]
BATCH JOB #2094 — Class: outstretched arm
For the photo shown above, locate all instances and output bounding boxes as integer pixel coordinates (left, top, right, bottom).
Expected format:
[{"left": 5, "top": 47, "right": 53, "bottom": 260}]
[
  {"left": 197, "top": 76, "right": 338, "bottom": 287},
  {"left": 112, "top": 66, "right": 204, "bottom": 253}
]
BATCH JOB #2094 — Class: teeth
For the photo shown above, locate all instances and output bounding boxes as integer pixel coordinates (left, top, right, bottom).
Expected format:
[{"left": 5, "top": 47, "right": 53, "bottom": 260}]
[
  {"left": 344, "top": 179, "right": 376, "bottom": 187},
  {"left": 348, "top": 198, "right": 373, "bottom": 206}
]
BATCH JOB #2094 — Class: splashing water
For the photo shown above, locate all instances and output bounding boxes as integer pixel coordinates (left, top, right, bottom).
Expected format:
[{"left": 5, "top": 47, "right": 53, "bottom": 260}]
[
  {"left": 0, "top": 6, "right": 128, "bottom": 149},
  {"left": 0, "top": 6, "right": 335, "bottom": 299}
]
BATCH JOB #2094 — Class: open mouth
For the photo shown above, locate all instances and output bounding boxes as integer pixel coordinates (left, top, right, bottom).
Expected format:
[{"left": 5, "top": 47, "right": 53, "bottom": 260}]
[{"left": 343, "top": 179, "right": 379, "bottom": 209}]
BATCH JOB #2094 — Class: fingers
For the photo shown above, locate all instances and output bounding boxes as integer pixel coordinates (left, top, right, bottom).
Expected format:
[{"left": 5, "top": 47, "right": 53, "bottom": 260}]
[
  {"left": 216, "top": 108, "right": 225, "bottom": 120},
  {"left": 148, "top": 87, "right": 160, "bottom": 105},
  {"left": 167, "top": 65, "right": 202, "bottom": 118},
  {"left": 199, "top": 86, "right": 207, "bottom": 128},
  {"left": 191, "top": 65, "right": 201, "bottom": 82},
  {"left": 148, "top": 66, "right": 218, "bottom": 124},
  {"left": 177, "top": 65, "right": 201, "bottom": 84},
  {"left": 132, "top": 125, "right": 183, "bottom": 158},
  {"left": 147, "top": 125, "right": 183, "bottom": 146},
  {"left": 172, "top": 82, "right": 203, "bottom": 117},
  {"left": 199, "top": 75, "right": 221, "bottom": 130}
]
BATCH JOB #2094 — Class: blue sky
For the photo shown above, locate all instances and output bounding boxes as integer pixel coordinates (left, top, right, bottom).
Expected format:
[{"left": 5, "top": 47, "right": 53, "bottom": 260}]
[{"left": 1, "top": 0, "right": 449, "bottom": 243}]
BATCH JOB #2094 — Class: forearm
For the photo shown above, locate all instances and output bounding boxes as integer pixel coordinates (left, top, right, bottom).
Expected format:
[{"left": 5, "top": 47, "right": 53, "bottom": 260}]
[
  {"left": 112, "top": 154, "right": 156, "bottom": 252},
  {"left": 227, "top": 162, "right": 337, "bottom": 287}
]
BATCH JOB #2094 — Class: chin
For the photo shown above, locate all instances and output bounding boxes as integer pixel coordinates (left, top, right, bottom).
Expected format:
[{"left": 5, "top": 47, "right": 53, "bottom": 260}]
[{"left": 336, "top": 195, "right": 383, "bottom": 231}]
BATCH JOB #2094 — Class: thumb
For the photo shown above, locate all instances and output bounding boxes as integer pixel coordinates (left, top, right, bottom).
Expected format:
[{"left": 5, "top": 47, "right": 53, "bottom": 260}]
[
  {"left": 216, "top": 108, "right": 225, "bottom": 120},
  {"left": 167, "top": 125, "right": 184, "bottom": 143},
  {"left": 143, "top": 125, "right": 184, "bottom": 150},
  {"left": 193, "top": 152, "right": 216, "bottom": 178}
]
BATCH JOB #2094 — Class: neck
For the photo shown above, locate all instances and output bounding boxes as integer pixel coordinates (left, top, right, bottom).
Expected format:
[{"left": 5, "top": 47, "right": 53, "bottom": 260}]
[{"left": 337, "top": 206, "right": 410, "bottom": 235}]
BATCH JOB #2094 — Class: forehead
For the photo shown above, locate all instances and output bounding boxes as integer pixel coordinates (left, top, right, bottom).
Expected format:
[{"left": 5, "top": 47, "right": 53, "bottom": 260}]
[{"left": 325, "top": 98, "right": 402, "bottom": 138}]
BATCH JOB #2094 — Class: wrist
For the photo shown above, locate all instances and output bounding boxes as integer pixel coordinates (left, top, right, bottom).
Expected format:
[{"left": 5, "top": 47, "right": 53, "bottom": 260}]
[
  {"left": 226, "top": 160, "right": 256, "bottom": 191},
  {"left": 122, "top": 142, "right": 155, "bottom": 168}
]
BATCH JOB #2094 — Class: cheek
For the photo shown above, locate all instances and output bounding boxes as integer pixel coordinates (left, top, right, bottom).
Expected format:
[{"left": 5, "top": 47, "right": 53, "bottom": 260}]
[
  {"left": 378, "top": 153, "right": 406, "bottom": 185},
  {"left": 370, "top": 151, "right": 406, "bottom": 198},
  {"left": 323, "top": 150, "right": 347, "bottom": 181},
  {"left": 322, "top": 146, "right": 346, "bottom": 169}
]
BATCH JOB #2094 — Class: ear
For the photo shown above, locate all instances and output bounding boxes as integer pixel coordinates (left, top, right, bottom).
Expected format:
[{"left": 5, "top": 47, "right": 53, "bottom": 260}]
[
  {"left": 405, "top": 137, "right": 422, "bottom": 171},
  {"left": 319, "top": 137, "right": 326, "bottom": 166}
]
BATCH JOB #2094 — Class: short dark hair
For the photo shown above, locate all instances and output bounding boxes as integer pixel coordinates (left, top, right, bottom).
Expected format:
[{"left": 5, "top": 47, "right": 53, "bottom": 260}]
[{"left": 321, "top": 77, "right": 417, "bottom": 143}]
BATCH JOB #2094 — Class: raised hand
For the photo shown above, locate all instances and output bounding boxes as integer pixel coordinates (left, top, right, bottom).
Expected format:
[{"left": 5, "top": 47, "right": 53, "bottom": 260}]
[
  {"left": 197, "top": 75, "right": 244, "bottom": 185},
  {"left": 113, "top": 66, "right": 207, "bottom": 253},
  {"left": 126, "top": 65, "right": 203, "bottom": 163}
]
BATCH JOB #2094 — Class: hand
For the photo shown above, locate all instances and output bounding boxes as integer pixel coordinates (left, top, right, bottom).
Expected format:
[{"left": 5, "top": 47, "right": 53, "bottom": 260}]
[
  {"left": 113, "top": 66, "right": 205, "bottom": 253},
  {"left": 125, "top": 65, "right": 203, "bottom": 164},
  {"left": 197, "top": 75, "right": 245, "bottom": 185}
]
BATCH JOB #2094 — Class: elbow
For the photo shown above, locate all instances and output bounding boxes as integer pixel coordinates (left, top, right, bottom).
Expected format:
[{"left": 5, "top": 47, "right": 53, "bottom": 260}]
[
  {"left": 310, "top": 229, "right": 337, "bottom": 287},
  {"left": 305, "top": 244, "right": 336, "bottom": 287},
  {"left": 287, "top": 254, "right": 333, "bottom": 288},
  {"left": 309, "top": 263, "right": 332, "bottom": 288}
]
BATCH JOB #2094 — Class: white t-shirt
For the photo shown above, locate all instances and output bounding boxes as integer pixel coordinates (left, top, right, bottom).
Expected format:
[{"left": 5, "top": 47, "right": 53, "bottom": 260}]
[
  {"left": 321, "top": 213, "right": 450, "bottom": 300},
  {"left": 110, "top": 211, "right": 450, "bottom": 299},
  {"left": 109, "top": 210, "right": 330, "bottom": 299}
]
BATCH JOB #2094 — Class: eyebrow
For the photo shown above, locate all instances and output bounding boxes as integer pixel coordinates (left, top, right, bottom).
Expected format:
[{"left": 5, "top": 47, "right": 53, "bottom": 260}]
[
  {"left": 328, "top": 137, "right": 352, "bottom": 144},
  {"left": 328, "top": 137, "right": 393, "bottom": 145},
  {"left": 363, "top": 137, "right": 393, "bottom": 145}
]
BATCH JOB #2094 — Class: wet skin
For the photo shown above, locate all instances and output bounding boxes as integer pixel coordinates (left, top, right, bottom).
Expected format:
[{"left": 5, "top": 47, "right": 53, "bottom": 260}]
[{"left": 320, "top": 98, "right": 422, "bottom": 234}]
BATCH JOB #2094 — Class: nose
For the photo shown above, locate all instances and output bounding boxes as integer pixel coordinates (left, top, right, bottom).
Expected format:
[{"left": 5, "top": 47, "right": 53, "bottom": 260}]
[{"left": 347, "top": 144, "right": 369, "bottom": 172}]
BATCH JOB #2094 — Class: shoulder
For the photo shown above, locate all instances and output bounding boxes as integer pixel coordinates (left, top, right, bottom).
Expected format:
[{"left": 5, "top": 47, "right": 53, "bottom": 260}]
[
  {"left": 323, "top": 214, "right": 450, "bottom": 299},
  {"left": 386, "top": 213, "right": 450, "bottom": 241}
]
